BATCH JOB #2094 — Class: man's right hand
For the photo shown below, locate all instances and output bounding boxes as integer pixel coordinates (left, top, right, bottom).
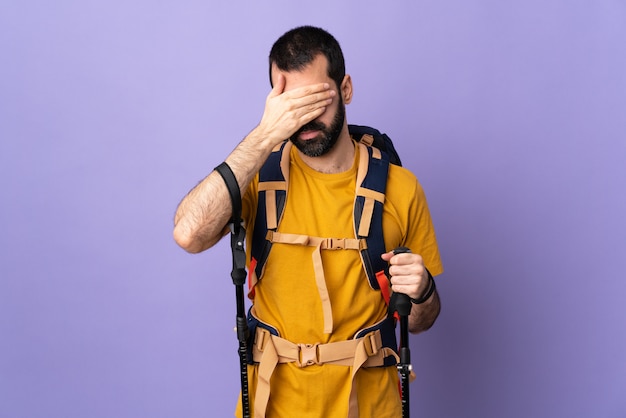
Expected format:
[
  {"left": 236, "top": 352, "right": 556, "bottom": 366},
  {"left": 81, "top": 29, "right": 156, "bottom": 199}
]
[
  {"left": 173, "top": 75, "right": 335, "bottom": 254},
  {"left": 255, "top": 74, "right": 335, "bottom": 145}
]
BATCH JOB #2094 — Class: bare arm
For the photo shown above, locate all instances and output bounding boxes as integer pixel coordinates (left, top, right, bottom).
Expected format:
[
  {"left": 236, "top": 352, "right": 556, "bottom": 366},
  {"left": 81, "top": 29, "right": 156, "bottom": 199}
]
[
  {"left": 407, "top": 287, "right": 440, "bottom": 334},
  {"left": 381, "top": 251, "right": 441, "bottom": 333},
  {"left": 173, "top": 76, "right": 336, "bottom": 253}
]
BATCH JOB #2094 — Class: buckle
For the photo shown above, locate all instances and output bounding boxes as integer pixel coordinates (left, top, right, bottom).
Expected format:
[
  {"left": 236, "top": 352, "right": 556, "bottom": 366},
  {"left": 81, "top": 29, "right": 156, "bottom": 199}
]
[
  {"left": 297, "top": 343, "right": 319, "bottom": 367},
  {"left": 255, "top": 328, "right": 269, "bottom": 351},
  {"left": 324, "top": 238, "right": 345, "bottom": 250},
  {"left": 362, "top": 332, "right": 380, "bottom": 357}
]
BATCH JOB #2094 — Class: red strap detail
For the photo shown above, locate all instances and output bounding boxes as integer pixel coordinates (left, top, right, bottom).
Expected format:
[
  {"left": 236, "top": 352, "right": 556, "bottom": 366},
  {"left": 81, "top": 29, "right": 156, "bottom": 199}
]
[
  {"left": 376, "top": 270, "right": 391, "bottom": 304},
  {"left": 248, "top": 257, "right": 258, "bottom": 298},
  {"left": 376, "top": 270, "right": 400, "bottom": 322}
]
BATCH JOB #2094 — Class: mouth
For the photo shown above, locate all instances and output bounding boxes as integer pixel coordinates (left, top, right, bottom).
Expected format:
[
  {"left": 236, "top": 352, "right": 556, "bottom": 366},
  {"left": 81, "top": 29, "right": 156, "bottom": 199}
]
[{"left": 298, "top": 130, "right": 321, "bottom": 141}]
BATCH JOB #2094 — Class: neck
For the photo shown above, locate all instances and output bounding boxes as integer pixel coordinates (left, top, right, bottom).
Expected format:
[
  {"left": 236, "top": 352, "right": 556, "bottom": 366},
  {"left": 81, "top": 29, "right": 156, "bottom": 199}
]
[{"left": 297, "top": 126, "right": 354, "bottom": 174}]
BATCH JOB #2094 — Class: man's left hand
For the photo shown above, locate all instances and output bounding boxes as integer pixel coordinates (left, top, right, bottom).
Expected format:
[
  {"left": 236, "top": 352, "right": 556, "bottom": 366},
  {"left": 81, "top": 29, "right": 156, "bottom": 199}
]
[{"left": 381, "top": 251, "right": 429, "bottom": 300}]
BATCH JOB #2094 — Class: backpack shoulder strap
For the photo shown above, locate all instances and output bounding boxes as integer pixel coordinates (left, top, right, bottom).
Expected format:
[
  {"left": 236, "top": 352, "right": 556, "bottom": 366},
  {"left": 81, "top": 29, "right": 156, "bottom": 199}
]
[
  {"left": 354, "top": 141, "right": 390, "bottom": 290},
  {"left": 349, "top": 124, "right": 402, "bottom": 291},
  {"left": 249, "top": 141, "right": 291, "bottom": 290}
]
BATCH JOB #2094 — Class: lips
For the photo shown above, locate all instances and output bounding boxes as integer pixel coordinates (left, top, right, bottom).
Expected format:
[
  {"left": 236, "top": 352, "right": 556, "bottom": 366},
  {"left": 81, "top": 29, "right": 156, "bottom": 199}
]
[{"left": 299, "top": 130, "right": 320, "bottom": 141}]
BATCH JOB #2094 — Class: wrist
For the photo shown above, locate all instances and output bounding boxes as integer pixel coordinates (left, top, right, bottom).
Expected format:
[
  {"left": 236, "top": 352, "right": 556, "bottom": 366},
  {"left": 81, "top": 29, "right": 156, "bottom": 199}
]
[
  {"left": 410, "top": 270, "right": 436, "bottom": 304},
  {"left": 250, "top": 125, "right": 285, "bottom": 149}
]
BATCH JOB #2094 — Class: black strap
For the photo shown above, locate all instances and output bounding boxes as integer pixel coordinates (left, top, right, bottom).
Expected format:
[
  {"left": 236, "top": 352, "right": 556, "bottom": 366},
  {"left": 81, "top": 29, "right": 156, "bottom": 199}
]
[
  {"left": 215, "top": 162, "right": 242, "bottom": 229},
  {"left": 214, "top": 162, "right": 246, "bottom": 285}
]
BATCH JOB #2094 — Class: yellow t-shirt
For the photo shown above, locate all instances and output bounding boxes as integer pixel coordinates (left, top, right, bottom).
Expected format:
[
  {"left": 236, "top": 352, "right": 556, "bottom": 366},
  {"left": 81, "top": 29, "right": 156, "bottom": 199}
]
[{"left": 238, "top": 141, "right": 443, "bottom": 417}]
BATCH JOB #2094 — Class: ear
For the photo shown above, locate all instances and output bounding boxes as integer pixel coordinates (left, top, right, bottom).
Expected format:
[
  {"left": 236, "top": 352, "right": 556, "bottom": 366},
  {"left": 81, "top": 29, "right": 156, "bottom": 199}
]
[{"left": 341, "top": 74, "right": 353, "bottom": 104}]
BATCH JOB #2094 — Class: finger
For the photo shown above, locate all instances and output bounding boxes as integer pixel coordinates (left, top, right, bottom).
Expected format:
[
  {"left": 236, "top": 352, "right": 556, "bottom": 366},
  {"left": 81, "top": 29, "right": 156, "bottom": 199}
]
[
  {"left": 389, "top": 266, "right": 418, "bottom": 280},
  {"left": 292, "top": 90, "right": 335, "bottom": 110},
  {"left": 381, "top": 252, "right": 410, "bottom": 268},
  {"left": 285, "top": 82, "right": 332, "bottom": 100},
  {"left": 269, "top": 74, "right": 286, "bottom": 98},
  {"left": 292, "top": 99, "right": 332, "bottom": 122},
  {"left": 288, "top": 107, "right": 326, "bottom": 134},
  {"left": 391, "top": 283, "right": 420, "bottom": 298},
  {"left": 381, "top": 251, "right": 394, "bottom": 262},
  {"left": 393, "top": 252, "right": 423, "bottom": 266}
]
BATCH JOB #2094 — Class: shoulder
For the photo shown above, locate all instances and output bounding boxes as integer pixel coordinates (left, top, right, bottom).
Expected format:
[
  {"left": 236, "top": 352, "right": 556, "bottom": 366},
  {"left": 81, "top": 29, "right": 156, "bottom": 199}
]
[
  {"left": 387, "top": 162, "right": 417, "bottom": 180},
  {"left": 386, "top": 163, "right": 424, "bottom": 199},
  {"left": 383, "top": 163, "right": 431, "bottom": 229}
]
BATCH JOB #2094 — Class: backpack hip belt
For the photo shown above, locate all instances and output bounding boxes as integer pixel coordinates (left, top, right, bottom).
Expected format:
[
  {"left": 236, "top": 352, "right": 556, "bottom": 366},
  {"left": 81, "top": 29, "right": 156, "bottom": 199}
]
[{"left": 250, "top": 313, "right": 399, "bottom": 418}]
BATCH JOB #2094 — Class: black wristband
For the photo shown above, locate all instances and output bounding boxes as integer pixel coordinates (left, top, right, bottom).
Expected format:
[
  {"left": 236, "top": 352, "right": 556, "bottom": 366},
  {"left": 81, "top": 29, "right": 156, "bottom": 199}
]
[{"left": 410, "top": 269, "right": 436, "bottom": 304}]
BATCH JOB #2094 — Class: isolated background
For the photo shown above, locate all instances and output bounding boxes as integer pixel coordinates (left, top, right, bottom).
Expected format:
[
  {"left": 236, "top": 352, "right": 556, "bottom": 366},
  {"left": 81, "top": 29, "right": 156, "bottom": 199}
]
[{"left": 1, "top": 1, "right": 625, "bottom": 417}]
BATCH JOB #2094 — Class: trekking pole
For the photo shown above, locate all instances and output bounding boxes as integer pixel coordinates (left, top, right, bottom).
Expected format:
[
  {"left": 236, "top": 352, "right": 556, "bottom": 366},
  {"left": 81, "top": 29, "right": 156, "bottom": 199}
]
[
  {"left": 215, "top": 162, "right": 251, "bottom": 418},
  {"left": 390, "top": 247, "right": 413, "bottom": 418}
]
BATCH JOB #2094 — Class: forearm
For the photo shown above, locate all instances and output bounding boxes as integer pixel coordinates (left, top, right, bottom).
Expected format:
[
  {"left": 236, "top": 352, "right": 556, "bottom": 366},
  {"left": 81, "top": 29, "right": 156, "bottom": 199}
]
[
  {"left": 173, "top": 79, "right": 335, "bottom": 253},
  {"left": 173, "top": 128, "right": 277, "bottom": 253},
  {"left": 408, "top": 289, "right": 441, "bottom": 334}
]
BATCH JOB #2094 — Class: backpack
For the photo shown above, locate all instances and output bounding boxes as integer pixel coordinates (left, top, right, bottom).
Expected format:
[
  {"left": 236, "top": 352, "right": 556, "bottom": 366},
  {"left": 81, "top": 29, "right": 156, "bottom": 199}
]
[
  {"left": 216, "top": 124, "right": 412, "bottom": 417},
  {"left": 247, "top": 125, "right": 402, "bottom": 311}
]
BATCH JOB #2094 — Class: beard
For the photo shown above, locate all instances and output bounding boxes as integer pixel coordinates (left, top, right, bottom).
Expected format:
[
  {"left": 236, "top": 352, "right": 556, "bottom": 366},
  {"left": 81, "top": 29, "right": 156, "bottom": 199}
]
[{"left": 289, "top": 97, "right": 345, "bottom": 157}]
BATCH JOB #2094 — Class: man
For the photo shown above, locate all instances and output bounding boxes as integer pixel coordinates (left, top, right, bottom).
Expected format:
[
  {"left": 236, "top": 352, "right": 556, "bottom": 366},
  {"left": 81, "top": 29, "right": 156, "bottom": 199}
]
[{"left": 174, "top": 26, "right": 443, "bottom": 418}]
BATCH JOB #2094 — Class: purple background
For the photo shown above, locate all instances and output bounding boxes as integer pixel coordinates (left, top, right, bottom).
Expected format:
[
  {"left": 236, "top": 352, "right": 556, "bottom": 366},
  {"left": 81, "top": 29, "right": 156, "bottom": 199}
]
[{"left": 2, "top": 1, "right": 625, "bottom": 417}]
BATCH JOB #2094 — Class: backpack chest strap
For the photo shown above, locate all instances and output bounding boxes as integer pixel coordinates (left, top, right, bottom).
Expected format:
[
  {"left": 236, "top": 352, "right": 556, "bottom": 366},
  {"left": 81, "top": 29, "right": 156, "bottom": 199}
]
[
  {"left": 266, "top": 231, "right": 366, "bottom": 335},
  {"left": 267, "top": 231, "right": 365, "bottom": 250}
]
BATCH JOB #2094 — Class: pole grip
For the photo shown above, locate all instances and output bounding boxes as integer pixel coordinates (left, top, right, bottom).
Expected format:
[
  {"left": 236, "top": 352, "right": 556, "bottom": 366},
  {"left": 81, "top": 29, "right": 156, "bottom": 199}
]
[{"left": 391, "top": 247, "right": 412, "bottom": 317}]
